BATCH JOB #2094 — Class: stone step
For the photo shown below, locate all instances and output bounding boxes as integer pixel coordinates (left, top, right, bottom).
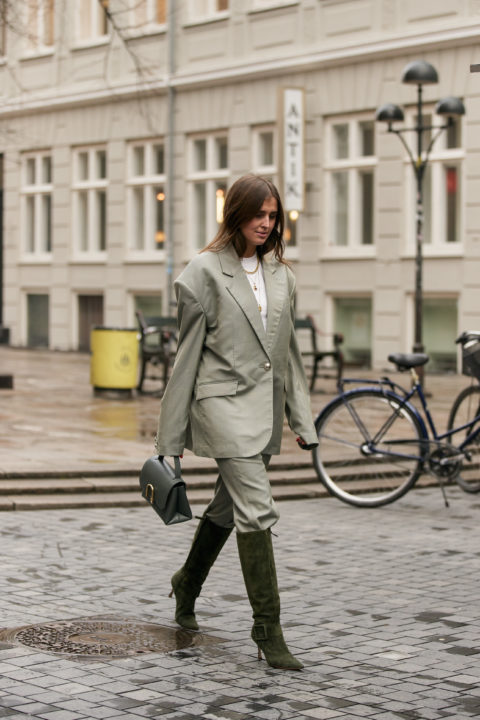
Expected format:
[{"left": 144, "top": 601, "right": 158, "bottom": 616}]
[
  {"left": 0, "top": 482, "right": 329, "bottom": 511},
  {"left": 0, "top": 467, "right": 319, "bottom": 496}
]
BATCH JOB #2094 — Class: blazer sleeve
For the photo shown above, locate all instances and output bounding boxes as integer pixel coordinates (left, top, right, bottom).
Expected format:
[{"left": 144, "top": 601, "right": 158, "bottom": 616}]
[
  {"left": 155, "top": 279, "right": 207, "bottom": 456},
  {"left": 284, "top": 272, "right": 319, "bottom": 447}
]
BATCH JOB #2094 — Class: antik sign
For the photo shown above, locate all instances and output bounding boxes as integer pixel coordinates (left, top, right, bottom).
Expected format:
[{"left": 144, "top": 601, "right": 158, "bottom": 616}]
[{"left": 280, "top": 87, "right": 305, "bottom": 212}]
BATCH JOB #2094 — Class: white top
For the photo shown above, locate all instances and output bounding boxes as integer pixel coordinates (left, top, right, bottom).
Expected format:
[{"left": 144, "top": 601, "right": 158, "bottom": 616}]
[{"left": 241, "top": 255, "right": 268, "bottom": 330}]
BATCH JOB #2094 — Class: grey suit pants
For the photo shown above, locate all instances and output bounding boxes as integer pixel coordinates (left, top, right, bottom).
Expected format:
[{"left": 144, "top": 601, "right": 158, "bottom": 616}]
[{"left": 204, "top": 454, "right": 280, "bottom": 533}]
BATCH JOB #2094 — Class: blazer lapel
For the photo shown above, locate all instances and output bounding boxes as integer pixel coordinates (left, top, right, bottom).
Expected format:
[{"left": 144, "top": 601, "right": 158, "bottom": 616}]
[
  {"left": 218, "top": 246, "right": 269, "bottom": 353},
  {"left": 263, "top": 259, "right": 287, "bottom": 349}
]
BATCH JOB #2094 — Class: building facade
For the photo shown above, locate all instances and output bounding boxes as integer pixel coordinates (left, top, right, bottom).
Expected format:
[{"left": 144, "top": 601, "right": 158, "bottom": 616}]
[{"left": 1, "top": 0, "right": 480, "bottom": 370}]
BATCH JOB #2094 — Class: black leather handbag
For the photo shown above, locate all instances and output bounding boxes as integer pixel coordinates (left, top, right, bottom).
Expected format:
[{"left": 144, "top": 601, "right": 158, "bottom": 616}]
[{"left": 139, "top": 455, "right": 192, "bottom": 525}]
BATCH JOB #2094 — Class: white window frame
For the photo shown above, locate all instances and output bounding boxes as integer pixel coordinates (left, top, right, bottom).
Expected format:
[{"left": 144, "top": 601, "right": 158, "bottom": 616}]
[
  {"left": 72, "top": 146, "right": 108, "bottom": 259},
  {"left": 126, "top": 139, "right": 166, "bottom": 259},
  {"left": 24, "top": 0, "right": 54, "bottom": 55},
  {"left": 186, "top": 0, "right": 229, "bottom": 24},
  {"left": 75, "top": 0, "right": 109, "bottom": 46},
  {"left": 251, "top": 124, "right": 299, "bottom": 259},
  {"left": 324, "top": 115, "right": 377, "bottom": 258},
  {"left": 187, "top": 132, "right": 229, "bottom": 253},
  {"left": 21, "top": 151, "right": 53, "bottom": 261},
  {"left": 403, "top": 108, "right": 464, "bottom": 258},
  {"left": 129, "top": 0, "right": 167, "bottom": 33}
]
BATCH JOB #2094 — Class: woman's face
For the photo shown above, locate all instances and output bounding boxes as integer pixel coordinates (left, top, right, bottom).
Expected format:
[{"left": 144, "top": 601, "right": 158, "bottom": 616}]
[{"left": 240, "top": 195, "right": 278, "bottom": 257}]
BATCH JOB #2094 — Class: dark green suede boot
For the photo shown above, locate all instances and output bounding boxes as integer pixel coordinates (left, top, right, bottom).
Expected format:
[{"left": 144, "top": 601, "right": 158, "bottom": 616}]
[
  {"left": 236, "top": 528, "right": 304, "bottom": 670},
  {"left": 169, "top": 516, "right": 232, "bottom": 630}
]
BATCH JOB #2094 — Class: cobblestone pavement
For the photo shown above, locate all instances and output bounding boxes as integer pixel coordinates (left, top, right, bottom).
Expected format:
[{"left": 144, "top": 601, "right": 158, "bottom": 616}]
[{"left": 0, "top": 487, "right": 479, "bottom": 720}]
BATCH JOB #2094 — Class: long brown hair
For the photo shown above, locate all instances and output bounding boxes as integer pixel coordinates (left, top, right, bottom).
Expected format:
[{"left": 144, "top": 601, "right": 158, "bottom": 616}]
[{"left": 202, "top": 174, "right": 286, "bottom": 262}]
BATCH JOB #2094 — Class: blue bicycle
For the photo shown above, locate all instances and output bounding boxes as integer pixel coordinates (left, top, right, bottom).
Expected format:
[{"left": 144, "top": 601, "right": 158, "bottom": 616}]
[{"left": 313, "top": 333, "right": 480, "bottom": 508}]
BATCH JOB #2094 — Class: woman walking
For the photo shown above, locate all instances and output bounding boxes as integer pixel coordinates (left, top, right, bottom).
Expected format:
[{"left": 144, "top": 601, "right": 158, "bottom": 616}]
[{"left": 155, "top": 174, "right": 318, "bottom": 670}]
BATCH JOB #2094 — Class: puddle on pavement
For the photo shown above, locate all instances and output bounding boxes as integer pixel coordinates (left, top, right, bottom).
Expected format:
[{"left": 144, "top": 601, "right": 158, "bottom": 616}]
[
  {"left": 0, "top": 615, "right": 224, "bottom": 658},
  {"left": 88, "top": 401, "right": 158, "bottom": 442}
]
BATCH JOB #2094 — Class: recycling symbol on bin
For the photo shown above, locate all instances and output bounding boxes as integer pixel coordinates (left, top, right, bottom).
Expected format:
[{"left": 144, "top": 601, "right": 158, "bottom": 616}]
[{"left": 114, "top": 347, "right": 133, "bottom": 373}]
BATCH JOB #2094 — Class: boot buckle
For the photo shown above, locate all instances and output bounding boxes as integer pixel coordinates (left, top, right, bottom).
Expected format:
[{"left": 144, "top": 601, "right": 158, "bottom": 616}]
[{"left": 252, "top": 623, "right": 268, "bottom": 641}]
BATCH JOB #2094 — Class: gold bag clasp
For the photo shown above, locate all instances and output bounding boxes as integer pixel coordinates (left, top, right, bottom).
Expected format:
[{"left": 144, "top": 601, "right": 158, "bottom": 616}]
[{"left": 145, "top": 483, "right": 155, "bottom": 503}]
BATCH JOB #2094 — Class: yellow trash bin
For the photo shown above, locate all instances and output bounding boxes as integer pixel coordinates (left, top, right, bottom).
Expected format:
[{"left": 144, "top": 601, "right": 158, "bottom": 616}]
[{"left": 90, "top": 327, "right": 139, "bottom": 391}]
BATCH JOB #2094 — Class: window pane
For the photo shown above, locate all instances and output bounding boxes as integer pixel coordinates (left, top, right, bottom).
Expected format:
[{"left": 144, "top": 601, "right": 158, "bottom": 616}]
[
  {"left": 98, "top": 0, "right": 108, "bottom": 35},
  {"left": 26, "top": 158, "right": 36, "bottom": 185},
  {"left": 259, "top": 132, "right": 274, "bottom": 166},
  {"left": 78, "top": 152, "right": 88, "bottom": 181},
  {"left": 423, "top": 298, "right": 457, "bottom": 372},
  {"left": 154, "top": 186, "right": 165, "bottom": 250},
  {"left": 79, "top": 191, "right": 88, "bottom": 251},
  {"left": 217, "top": 0, "right": 228, "bottom": 9},
  {"left": 334, "top": 297, "right": 371, "bottom": 367},
  {"left": 96, "top": 150, "right": 107, "bottom": 179},
  {"left": 27, "top": 294, "right": 49, "bottom": 347},
  {"left": 194, "top": 139, "right": 207, "bottom": 171},
  {"left": 285, "top": 212, "right": 298, "bottom": 247},
  {"left": 215, "top": 182, "right": 226, "bottom": 224},
  {"left": 135, "top": 294, "right": 162, "bottom": 318},
  {"left": 215, "top": 137, "right": 228, "bottom": 169},
  {"left": 154, "top": 144, "right": 164, "bottom": 174},
  {"left": 157, "top": 0, "right": 167, "bottom": 23},
  {"left": 42, "top": 194, "right": 52, "bottom": 252},
  {"left": 333, "top": 171, "right": 348, "bottom": 245},
  {"left": 360, "top": 171, "right": 373, "bottom": 245},
  {"left": 333, "top": 124, "right": 349, "bottom": 159},
  {"left": 447, "top": 117, "right": 461, "bottom": 149},
  {"left": 133, "top": 146, "right": 145, "bottom": 176},
  {"left": 42, "top": 156, "right": 52, "bottom": 183},
  {"left": 133, "top": 187, "right": 144, "bottom": 249},
  {"left": 133, "top": 0, "right": 147, "bottom": 24},
  {"left": 360, "top": 121, "right": 374, "bottom": 156},
  {"left": 26, "top": 196, "right": 35, "bottom": 252},
  {"left": 44, "top": 0, "right": 54, "bottom": 46},
  {"left": 445, "top": 165, "right": 459, "bottom": 243},
  {"left": 194, "top": 183, "right": 206, "bottom": 248},
  {"left": 97, "top": 190, "right": 107, "bottom": 251}
]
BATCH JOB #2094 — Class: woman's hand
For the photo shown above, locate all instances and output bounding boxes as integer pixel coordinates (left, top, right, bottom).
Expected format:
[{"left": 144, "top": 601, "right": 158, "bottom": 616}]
[{"left": 296, "top": 436, "right": 317, "bottom": 451}]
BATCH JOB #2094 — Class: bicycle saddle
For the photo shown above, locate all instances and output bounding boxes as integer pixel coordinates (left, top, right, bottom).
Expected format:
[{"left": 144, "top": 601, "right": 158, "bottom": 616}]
[{"left": 388, "top": 353, "right": 429, "bottom": 370}]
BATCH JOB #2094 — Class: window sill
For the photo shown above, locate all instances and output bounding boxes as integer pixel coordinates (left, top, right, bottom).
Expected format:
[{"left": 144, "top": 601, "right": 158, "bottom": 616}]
[
  {"left": 403, "top": 244, "right": 464, "bottom": 259},
  {"left": 125, "top": 252, "right": 166, "bottom": 263},
  {"left": 183, "top": 11, "right": 230, "bottom": 28},
  {"left": 70, "top": 254, "right": 107, "bottom": 263},
  {"left": 72, "top": 37, "right": 110, "bottom": 52},
  {"left": 322, "top": 245, "right": 376, "bottom": 260},
  {"left": 19, "top": 255, "right": 52, "bottom": 264},
  {"left": 20, "top": 49, "right": 54, "bottom": 62},
  {"left": 248, "top": 1, "right": 299, "bottom": 15},
  {"left": 124, "top": 25, "right": 167, "bottom": 40}
]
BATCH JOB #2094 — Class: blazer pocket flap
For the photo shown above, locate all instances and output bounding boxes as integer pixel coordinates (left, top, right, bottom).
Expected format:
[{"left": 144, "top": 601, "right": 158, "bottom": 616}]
[{"left": 196, "top": 380, "right": 238, "bottom": 400}]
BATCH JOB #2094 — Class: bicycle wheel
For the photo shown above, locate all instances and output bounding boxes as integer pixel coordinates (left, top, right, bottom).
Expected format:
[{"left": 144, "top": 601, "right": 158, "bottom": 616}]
[
  {"left": 313, "top": 388, "right": 426, "bottom": 508},
  {"left": 447, "top": 385, "right": 480, "bottom": 493}
]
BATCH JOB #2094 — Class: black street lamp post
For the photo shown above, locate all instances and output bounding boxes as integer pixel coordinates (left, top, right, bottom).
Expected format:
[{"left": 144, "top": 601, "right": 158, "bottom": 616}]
[{"left": 375, "top": 60, "right": 465, "bottom": 385}]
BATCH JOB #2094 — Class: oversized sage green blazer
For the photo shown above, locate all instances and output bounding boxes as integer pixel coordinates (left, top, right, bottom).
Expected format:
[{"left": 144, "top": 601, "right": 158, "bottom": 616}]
[{"left": 155, "top": 244, "right": 318, "bottom": 458}]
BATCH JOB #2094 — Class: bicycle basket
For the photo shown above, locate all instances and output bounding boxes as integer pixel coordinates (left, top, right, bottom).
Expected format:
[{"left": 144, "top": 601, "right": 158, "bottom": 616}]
[{"left": 462, "top": 340, "right": 480, "bottom": 379}]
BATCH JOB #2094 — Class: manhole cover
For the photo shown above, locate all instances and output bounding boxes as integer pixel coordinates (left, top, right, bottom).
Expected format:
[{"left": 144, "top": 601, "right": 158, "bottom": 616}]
[{"left": 0, "top": 615, "right": 223, "bottom": 658}]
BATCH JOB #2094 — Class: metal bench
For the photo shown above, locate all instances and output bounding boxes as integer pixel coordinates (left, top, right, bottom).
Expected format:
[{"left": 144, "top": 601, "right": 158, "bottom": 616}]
[
  {"left": 135, "top": 311, "right": 177, "bottom": 394},
  {"left": 294, "top": 315, "right": 344, "bottom": 391}
]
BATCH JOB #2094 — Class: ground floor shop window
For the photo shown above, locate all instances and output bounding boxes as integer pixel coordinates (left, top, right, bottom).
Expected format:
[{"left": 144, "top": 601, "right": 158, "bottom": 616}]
[
  {"left": 134, "top": 294, "right": 163, "bottom": 320},
  {"left": 334, "top": 297, "right": 372, "bottom": 367},
  {"left": 27, "top": 294, "right": 49, "bottom": 347},
  {"left": 423, "top": 298, "right": 457, "bottom": 373},
  {"left": 78, "top": 294, "right": 104, "bottom": 352}
]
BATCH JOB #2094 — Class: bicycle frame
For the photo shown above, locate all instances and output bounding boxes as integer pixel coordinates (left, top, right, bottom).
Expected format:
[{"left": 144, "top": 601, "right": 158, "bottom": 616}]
[{"left": 339, "top": 375, "right": 480, "bottom": 461}]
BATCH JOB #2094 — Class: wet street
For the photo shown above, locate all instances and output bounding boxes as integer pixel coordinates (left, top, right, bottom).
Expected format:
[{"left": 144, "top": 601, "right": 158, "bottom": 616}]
[
  {"left": 0, "top": 488, "right": 479, "bottom": 719},
  {"left": 0, "top": 347, "right": 479, "bottom": 718}
]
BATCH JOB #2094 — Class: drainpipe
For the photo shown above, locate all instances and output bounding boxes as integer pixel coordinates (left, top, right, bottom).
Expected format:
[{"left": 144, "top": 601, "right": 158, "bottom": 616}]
[{"left": 165, "top": 0, "right": 175, "bottom": 315}]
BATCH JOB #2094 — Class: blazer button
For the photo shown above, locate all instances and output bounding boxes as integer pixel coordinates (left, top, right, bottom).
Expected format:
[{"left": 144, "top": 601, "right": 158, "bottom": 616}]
[{"left": 263, "top": 361, "right": 272, "bottom": 371}]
